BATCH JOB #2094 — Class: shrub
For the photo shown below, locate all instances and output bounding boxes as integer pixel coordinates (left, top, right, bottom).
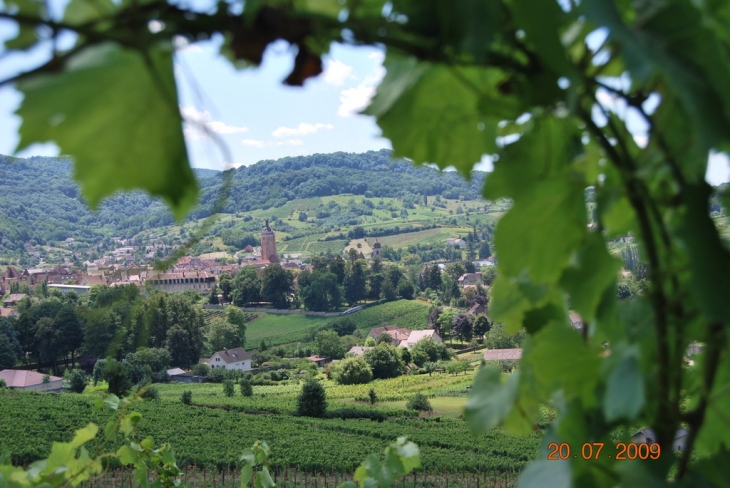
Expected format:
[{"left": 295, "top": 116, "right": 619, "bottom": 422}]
[
  {"left": 324, "top": 409, "right": 385, "bottom": 422},
  {"left": 240, "top": 377, "right": 253, "bottom": 397},
  {"left": 296, "top": 380, "right": 327, "bottom": 417},
  {"left": 140, "top": 385, "right": 160, "bottom": 401},
  {"left": 223, "top": 379, "right": 235, "bottom": 397},
  {"left": 64, "top": 368, "right": 89, "bottom": 393},
  {"left": 406, "top": 393, "right": 432, "bottom": 412},
  {"left": 0, "top": 378, "right": 6, "bottom": 389},
  {"left": 191, "top": 363, "right": 210, "bottom": 377},
  {"left": 207, "top": 368, "right": 226, "bottom": 383},
  {"left": 368, "top": 388, "right": 377, "bottom": 405},
  {"left": 334, "top": 356, "right": 373, "bottom": 385},
  {"left": 103, "top": 359, "right": 132, "bottom": 397},
  {"left": 181, "top": 390, "right": 192, "bottom": 405},
  {"left": 364, "top": 343, "right": 405, "bottom": 380}
]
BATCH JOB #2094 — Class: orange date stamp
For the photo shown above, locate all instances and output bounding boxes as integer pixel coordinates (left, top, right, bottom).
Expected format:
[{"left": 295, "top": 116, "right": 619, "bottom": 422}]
[{"left": 547, "top": 442, "right": 661, "bottom": 460}]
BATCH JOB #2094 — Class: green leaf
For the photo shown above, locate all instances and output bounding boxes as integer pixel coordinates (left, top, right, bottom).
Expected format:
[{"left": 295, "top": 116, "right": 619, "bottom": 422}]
[
  {"left": 484, "top": 115, "right": 582, "bottom": 200},
  {"left": 293, "top": 0, "right": 342, "bottom": 17},
  {"left": 63, "top": 0, "right": 117, "bottom": 25},
  {"left": 517, "top": 460, "right": 571, "bottom": 488},
  {"left": 695, "top": 353, "right": 730, "bottom": 454},
  {"left": 365, "top": 55, "right": 515, "bottom": 175},
  {"left": 522, "top": 323, "right": 601, "bottom": 406},
  {"left": 582, "top": 0, "right": 730, "bottom": 151},
  {"left": 511, "top": 0, "right": 574, "bottom": 78},
  {"left": 117, "top": 446, "right": 139, "bottom": 465},
  {"left": 240, "top": 463, "right": 253, "bottom": 488},
  {"left": 16, "top": 42, "right": 197, "bottom": 220},
  {"left": 391, "top": 438, "right": 420, "bottom": 474},
  {"left": 603, "top": 351, "right": 645, "bottom": 421},
  {"left": 120, "top": 411, "right": 142, "bottom": 436},
  {"left": 495, "top": 179, "right": 587, "bottom": 283},
  {"left": 560, "top": 233, "right": 621, "bottom": 322},
  {"left": 256, "top": 466, "right": 275, "bottom": 488},
  {"left": 362, "top": 453, "right": 394, "bottom": 488},
  {"left": 103, "top": 394, "right": 120, "bottom": 411},
  {"left": 70, "top": 423, "right": 98, "bottom": 448},
  {"left": 464, "top": 367, "right": 519, "bottom": 433},
  {"left": 675, "top": 183, "right": 730, "bottom": 325}
]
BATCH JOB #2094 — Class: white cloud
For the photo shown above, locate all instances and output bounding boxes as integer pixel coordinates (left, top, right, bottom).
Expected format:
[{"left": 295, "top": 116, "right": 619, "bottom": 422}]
[
  {"left": 322, "top": 60, "right": 355, "bottom": 85},
  {"left": 241, "top": 139, "right": 267, "bottom": 148},
  {"left": 337, "top": 52, "right": 385, "bottom": 117},
  {"left": 208, "top": 121, "right": 249, "bottom": 134},
  {"left": 241, "top": 138, "right": 304, "bottom": 148},
  {"left": 181, "top": 105, "right": 248, "bottom": 138},
  {"left": 338, "top": 85, "right": 376, "bottom": 117},
  {"left": 272, "top": 123, "right": 333, "bottom": 137}
]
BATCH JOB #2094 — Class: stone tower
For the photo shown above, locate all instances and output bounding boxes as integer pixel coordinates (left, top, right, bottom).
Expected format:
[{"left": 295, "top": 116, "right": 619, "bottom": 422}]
[
  {"left": 372, "top": 238, "right": 382, "bottom": 258},
  {"left": 261, "top": 219, "right": 279, "bottom": 263}
]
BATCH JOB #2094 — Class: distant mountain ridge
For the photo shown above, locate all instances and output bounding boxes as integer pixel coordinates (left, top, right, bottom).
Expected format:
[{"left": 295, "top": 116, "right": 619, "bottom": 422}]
[{"left": 0, "top": 150, "right": 485, "bottom": 265}]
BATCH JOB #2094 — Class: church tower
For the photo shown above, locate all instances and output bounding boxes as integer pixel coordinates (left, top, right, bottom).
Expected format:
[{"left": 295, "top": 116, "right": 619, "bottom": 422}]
[
  {"left": 372, "top": 238, "right": 382, "bottom": 259},
  {"left": 261, "top": 219, "right": 279, "bottom": 263}
]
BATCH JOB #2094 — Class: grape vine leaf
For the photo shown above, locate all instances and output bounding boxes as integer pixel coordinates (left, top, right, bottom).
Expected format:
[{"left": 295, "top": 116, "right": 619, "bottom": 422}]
[
  {"left": 560, "top": 233, "right": 621, "bottom": 322},
  {"left": 365, "top": 55, "right": 513, "bottom": 175},
  {"left": 15, "top": 42, "right": 197, "bottom": 220},
  {"left": 603, "top": 350, "right": 645, "bottom": 421},
  {"left": 517, "top": 460, "right": 571, "bottom": 488},
  {"left": 464, "top": 366, "right": 519, "bottom": 432}
]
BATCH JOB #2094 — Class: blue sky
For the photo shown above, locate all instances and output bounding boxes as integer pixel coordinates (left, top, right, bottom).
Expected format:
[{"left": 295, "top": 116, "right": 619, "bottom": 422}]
[{"left": 0, "top": 21, "right": 727, "bottom": 183}]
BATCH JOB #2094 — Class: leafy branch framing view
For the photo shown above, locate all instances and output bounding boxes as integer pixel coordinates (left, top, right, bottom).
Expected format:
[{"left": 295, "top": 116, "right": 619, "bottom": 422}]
[{"left": 2, "top": 0, "right": 730, "bottom": 486}]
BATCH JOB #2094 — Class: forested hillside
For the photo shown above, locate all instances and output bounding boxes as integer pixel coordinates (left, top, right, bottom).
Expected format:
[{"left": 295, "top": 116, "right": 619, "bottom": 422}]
[{"left": 0, "top": 150, "right": 486, "bottom": 265}]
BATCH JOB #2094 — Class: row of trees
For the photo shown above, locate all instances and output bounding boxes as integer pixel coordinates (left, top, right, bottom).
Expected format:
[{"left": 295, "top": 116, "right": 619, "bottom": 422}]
[
  {"left": 0, "top": 284, "right": 239, "bottom": 375},
  {"left": 226, "top": 256, "right": 418, "bottom": 311}
]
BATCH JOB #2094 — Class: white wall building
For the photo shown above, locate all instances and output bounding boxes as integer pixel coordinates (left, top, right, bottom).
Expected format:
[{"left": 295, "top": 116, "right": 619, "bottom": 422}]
[
  {"left": 208, "top": 348, "right": 252, "bottom": 371},
  {"left": 398, "top": 330, "right": 443, "bottom": 349}
]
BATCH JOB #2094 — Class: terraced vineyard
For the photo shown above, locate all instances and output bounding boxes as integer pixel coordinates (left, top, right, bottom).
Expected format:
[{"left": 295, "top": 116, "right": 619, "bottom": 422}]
[{"left": 0, "top": 381, "right": 539, "bottom": 474}]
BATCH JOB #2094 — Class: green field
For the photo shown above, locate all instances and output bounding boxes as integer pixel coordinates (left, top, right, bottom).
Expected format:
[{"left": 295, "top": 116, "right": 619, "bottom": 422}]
[
  {"left": 0, "top": 370, "right": 539, "bottom": 475},
  {"left": 204, "top": 300, "right": 432, "bottom": 348}
]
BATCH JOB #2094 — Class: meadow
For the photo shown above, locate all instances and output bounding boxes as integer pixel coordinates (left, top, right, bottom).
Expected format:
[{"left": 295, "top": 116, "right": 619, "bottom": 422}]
[{"left": 203, "top": 300, "right": 432, "bottom": 348}]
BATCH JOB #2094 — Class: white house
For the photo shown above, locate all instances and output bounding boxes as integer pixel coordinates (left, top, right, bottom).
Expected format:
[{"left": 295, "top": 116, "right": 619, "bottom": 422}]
[
  {"left": 631, "top": 428, "right": 689, "bottom": 452},
  {"left": 446, "top": 238, "right": 466, "bottom": 247},
  {"left": 0, "top": 370, "right": 63, "bottom": 392},
  {"left": 208, "top": 347, "right": 252, "bottom": 371},
  {"left": 398, "top": 330, "right": 443, "bottom": 349}
]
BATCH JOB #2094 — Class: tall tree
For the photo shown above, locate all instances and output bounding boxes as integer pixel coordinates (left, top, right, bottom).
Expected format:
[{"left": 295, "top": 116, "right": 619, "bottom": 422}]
[
  {"left": 451, "top": 313, "right": 473, "bottom": 343},
  {"left": 260, "top": 264, "right": 294, "bottom": 309},
  {"left": 343, "top": 260, "right": 367, "bottom": 305},
  {"left": 35, "top": 317, "right": 63, "bottom": 375},
  {"left": 231, "top": 266, "right": 262, "bottom": 306},
  {"left": 54, "top": 304, "right": 83, "bottom": 367}
]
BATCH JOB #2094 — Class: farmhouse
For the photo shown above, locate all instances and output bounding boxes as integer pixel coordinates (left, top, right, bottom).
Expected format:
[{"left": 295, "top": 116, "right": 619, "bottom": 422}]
[
  {"left": 458, "top": 273, "right": 482, "bottom": 286},
  {"left": 307, "top": 355, "right": 330, "bottom": 367},
  {"left": 3, "top": 293, "right": 28, "bottom": 307},
  {"left": 208, "top": 347, "right": 252, "bottom": 371},
  {"left": 367, "top": 326, "right": 411, "bottom": 344},
  {"left": 398, "top": 330, "right": 442, "bottom": 349},
  {"left": 0, "top": 369, "right": 63, "bottom": 392},
  {"left": 347, "top": 346, "right": 374, "bottom": 357},
  {"left": 569, "top": 313, "right": 584, "bottom": 332},
  {"left": 446, "top": 238, "right": 466, "bottom": 247},
  {"left": 0, "top": 307, "right": 19, "bottom": 318}
]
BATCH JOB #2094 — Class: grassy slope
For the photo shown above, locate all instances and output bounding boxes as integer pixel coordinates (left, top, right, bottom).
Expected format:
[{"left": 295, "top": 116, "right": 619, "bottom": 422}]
[{"left": 203, "top": 300, "right": 432, "bottom": 348}]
